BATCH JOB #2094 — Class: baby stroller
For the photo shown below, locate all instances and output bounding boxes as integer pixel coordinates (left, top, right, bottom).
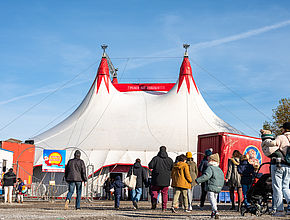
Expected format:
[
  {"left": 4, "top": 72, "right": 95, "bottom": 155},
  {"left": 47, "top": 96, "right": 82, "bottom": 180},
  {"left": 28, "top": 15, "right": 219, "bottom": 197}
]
[{"left": 240, "top": 162, "right": 272, "bottom": 216}]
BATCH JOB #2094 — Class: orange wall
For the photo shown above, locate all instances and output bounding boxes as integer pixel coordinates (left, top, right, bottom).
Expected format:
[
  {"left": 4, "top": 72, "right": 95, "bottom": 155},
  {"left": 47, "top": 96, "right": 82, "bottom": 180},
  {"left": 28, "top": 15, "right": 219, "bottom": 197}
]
[{"left": 1, "top": 142, "right": 35, "bottom": 184}]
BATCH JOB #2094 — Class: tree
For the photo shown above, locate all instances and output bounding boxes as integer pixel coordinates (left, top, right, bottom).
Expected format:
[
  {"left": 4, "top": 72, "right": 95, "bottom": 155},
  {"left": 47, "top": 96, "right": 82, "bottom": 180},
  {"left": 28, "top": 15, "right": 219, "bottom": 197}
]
[{"left": 263, "top": 98, "right": 290, "bottom": 136}]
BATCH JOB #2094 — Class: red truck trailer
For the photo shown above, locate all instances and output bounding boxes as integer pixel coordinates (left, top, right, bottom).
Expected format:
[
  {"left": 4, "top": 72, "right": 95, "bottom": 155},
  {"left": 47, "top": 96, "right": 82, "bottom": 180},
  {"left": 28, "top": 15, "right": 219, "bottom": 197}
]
[{"left": 197, "top": 132, "right": 270, "bottom": 176}]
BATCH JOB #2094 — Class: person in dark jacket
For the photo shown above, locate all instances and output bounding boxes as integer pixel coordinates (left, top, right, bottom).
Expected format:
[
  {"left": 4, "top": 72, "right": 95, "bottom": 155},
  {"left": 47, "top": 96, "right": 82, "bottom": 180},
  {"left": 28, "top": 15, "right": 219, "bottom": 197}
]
[
  {"left": 2, "top": 168, "right": 16, "bottom": 203},
  {"left": 237, "top": 155, "right": 255, "bottom": 207},
  {"left": 64, "top": 150, "right": 87, "bottom": 210},
  {"left": 104, "top": 178, "right": 112, "bottom": 200},
  {"left": 16, "top": 178, "right": 25, "bottom": 203},
  {"left": 111, "top": 176, "right": 124, "bottom": 209},
  {"left": 127, "top": 158, "right": 148, "bottom": 209},
  {"left": 148, "top": 146, "right": 173, "bottom": 211},
  {"left": 198, "top": 149, "right": 212, "bottom": 209}
]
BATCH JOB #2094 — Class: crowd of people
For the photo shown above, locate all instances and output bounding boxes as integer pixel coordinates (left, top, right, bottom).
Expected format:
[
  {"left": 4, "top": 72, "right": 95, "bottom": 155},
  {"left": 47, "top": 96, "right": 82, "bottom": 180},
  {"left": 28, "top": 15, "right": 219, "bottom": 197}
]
[
  {"left": 1, "top": 122, "right": 289, "bottom": 218},
  {"left": 1, "top": 168, "right": 26, "bottom": 204}
]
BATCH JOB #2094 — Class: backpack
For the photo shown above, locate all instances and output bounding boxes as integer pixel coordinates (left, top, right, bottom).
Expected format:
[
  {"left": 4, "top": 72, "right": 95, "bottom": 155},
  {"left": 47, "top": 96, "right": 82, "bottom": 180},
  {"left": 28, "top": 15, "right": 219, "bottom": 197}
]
[
  {"left": 21, "top": 184, "right": 27, "bottom": 194},
  {"left": 283, "top": 135, "right": 290, "bottom": 164},
  {"left": 269, "top": 135, "right": 290, "bottom": 165}
]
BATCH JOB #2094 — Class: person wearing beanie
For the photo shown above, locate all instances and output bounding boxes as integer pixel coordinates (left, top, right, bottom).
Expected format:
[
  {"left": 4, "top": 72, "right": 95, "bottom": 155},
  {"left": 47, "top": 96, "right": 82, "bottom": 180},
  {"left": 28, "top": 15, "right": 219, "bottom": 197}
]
[
  {"left": 198, "top": 148, "right": 213, "bottom": 209},
  {"left": 186, "top": 152, "right": 198, "bottom": 211},
  {"left": 64, "top": 150, "right": 87, "bottom": 210},
  {"left": 260, "top": 122, "right": 290, "bottom": 217},
  {"left": 148, "top": 146, "right": 173, "bottom": 212},
  {"left": 196, "top": 153, "right": 224, "bottom": 219}
]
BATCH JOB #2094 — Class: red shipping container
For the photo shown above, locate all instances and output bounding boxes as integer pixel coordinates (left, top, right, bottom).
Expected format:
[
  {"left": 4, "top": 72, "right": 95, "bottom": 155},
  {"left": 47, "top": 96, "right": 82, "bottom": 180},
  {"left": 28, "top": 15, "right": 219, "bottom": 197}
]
[
  {"left": 197, "top": 132, "right": 270, "bottom": 177},
  {"left": 1, "top": 141, "right": 35, "bottom": 184}
]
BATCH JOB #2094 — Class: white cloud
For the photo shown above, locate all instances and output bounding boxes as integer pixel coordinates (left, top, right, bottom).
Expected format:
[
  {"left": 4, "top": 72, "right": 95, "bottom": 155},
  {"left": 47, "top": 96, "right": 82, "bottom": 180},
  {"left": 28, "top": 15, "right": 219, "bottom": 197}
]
[
  {"left": 0, "top": 79, "right": 89, "bottom": 105},
  {"left": 191, "top": 20, "right": 290, "bottom": 50}
]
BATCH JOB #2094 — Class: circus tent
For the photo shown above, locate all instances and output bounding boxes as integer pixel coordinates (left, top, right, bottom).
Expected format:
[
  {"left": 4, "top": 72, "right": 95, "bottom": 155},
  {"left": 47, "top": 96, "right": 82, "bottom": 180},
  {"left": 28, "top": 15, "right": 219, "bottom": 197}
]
[{"left": 33, "top": 47, "right": 240, "bottom": 170}]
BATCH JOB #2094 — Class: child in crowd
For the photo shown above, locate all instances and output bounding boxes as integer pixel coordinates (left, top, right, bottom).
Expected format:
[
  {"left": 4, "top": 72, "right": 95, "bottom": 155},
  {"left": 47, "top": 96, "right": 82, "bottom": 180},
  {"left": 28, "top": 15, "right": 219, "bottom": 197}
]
[
  {"left": 111, "top": 176, "right": 124, "bottom": 209},
  {"left": 16, "top": 178, "right": 26, "bottom": 203},
  {"left": 196, "top": 153, "right": 224, "bottom": 219},
  {"left": 237, "top": 155, "right": 255, "bottom": 207}
]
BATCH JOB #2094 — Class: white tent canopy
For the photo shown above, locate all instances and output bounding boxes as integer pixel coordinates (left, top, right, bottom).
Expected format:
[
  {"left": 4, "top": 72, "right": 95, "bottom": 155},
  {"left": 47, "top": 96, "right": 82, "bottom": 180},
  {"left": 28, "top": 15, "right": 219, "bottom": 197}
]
[{"left": 33, "top": 49, "right": 240, "bottom": 169}]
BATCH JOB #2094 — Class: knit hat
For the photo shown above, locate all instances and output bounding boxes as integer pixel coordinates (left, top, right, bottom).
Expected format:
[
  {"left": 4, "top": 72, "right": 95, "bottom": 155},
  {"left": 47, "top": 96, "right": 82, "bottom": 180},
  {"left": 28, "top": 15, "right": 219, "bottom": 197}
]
[
  {"left": 209, "top": 153, "right": 220, "bottom": 163},
  {"left": 186, "top": 152, "right": 192, "bottom": 158},
  {"left": 261, "top": 133, "right": 275, "bottom": 141},
  {"left": 205, "top": 149, "right": 212, "bottom": 157}
]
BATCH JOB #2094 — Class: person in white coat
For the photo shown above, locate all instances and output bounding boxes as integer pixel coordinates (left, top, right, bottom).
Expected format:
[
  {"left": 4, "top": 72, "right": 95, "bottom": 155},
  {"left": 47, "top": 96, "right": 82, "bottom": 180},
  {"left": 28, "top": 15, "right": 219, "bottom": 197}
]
[{"left": 261, "top": 122, "right": 290, "bottom": 217}]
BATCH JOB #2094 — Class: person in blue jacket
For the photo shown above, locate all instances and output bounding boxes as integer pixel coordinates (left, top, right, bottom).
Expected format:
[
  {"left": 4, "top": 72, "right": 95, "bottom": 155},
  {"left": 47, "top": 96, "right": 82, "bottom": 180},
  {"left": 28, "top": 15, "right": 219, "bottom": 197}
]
[
  {"left": 111, "top": 176, "right": 124, "bottom": 209},
  {"left": 237, "top": 154, "right": 255, "bottom": 207}
]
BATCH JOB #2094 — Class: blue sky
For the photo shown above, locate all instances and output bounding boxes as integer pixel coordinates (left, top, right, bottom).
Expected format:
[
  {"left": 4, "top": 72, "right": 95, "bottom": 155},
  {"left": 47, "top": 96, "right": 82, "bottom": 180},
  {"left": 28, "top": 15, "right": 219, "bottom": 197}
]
[{"left": 0, "top": 1, "right": 289, "bottom": 141}]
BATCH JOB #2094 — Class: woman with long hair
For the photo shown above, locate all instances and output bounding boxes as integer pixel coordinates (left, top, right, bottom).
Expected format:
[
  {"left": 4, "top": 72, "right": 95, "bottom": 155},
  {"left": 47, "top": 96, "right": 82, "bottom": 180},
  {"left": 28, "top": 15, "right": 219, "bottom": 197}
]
[{"left": 226, "top": 150, "right": 243, "bottom": 211}]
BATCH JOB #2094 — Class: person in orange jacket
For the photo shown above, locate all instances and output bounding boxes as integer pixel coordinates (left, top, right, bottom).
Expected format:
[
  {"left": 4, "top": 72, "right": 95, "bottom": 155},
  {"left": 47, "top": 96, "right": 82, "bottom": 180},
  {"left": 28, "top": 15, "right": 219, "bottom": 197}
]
[{"left": 171, "top": 154, "right": 192, "bottom": 213}]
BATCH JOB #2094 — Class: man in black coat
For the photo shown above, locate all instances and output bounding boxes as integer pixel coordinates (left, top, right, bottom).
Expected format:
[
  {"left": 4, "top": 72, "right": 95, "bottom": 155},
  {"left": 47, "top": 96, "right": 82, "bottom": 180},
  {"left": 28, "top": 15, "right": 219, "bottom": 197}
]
[
  {"left": 2, "top": 168, "right": 16, "bottom": 203},
  {"left": 198, "top": 148, "right": 212, "bottom": 209},
  {"left": 64, "top": 150, "right": 87, "bottom": 210},
  {"left": 127, "top": 158, "right": 148, "bottom": 209},
  {"left": 148, "top": 146, "right": 173, "bottom": 211}
]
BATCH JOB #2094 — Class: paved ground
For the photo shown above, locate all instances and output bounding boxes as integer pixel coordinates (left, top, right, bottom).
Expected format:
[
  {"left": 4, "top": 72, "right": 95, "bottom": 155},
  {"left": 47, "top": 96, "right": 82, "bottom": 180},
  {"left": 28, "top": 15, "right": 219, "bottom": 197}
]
[{"left": 0, "top": 200, "right": 288, "bottom": 219}]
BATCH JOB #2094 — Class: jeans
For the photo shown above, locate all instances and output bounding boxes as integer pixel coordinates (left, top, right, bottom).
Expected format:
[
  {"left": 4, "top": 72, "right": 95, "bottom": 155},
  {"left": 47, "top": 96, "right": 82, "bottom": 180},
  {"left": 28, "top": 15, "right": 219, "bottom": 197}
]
[
  {"left": 242, "top": 184, "right": 251, "bottom": 206},
  {"left": 131, "top": 188, "right": 142, "bottom": 202},
  {"left": 172, "top": 187, "right": 188, "bottom": 210},
  {"left": 66, "top": 181, "right": 82, "bottom": 209},
  {"left": 200, "top": 182, "right": 207, "bottom": 207},
  {"left": 271, "top": 164, "right": 290, "bottom": 211},
  {"left": 208, "top": 191, "right": 218, "bottom": 212},
  {"left": 4, "top": 186, "right": 13, "bottom": 203},
  {"left": 115, "top": 194, "right": 121, "bottom": 208},
  {"left": 151, "top": 185, "right": 169, "bottom": 210},
  {"left": 187, "top": 186, "right": 195, "bottom": 209}
]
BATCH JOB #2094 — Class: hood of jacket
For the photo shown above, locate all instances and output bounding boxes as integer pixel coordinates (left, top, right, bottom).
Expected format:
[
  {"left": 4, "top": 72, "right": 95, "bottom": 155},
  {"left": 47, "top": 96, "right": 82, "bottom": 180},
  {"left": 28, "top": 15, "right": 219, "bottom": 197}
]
[
  {"left": 173, "top": 161, "right": 187, "bottom": 170},
  {"left": 133, "top": 162, "right": 142, "bottom": 168},
  {"left": 157, "top": 149, "right": 168, "bottom": 158}
]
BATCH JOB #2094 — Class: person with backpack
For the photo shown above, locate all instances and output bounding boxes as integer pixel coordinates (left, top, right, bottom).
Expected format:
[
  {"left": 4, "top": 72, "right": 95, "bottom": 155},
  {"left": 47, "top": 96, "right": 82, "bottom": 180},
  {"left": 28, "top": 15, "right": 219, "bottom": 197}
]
[
  {"left": 261, "top": 122, "right": 290, "bottom": 217},
  {"left": 16, "top": 178, "right": 26, "bottom": 203},
  {"left": 2, "top": 168, "right": 16, "bottom": 204},
  {"left": 127, "top": 158, "right": 148, "bottom": 209},
  {"left": 196, "top": 153, "right": 224, "bottom": 219}
]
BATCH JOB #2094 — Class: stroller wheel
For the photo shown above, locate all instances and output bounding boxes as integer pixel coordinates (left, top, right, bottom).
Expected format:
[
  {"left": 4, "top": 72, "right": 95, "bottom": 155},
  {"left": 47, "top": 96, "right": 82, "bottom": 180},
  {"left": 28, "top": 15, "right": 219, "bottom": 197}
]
[
  {"left": 255, "top": 209, "right": 261, "bottom": 217},
  {"left": 240, "top": 206, "right": 247, "bottom": 216}
]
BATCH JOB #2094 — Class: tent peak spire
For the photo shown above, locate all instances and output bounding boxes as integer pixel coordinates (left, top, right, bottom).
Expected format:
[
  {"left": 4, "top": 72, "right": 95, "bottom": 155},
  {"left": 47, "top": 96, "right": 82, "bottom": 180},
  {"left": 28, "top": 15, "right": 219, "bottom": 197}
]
[
  {"left": 101, "top": 44, "right": 108, "bottom": 58},
  {"left": 183, "top": 43, "right": 190, "bottom": 57},
  {"left": 177, "top": 45, "right": 199, "bottom": 94},
  {"left": 96, "top": 45, "right": 110, "bottom": 93}
]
